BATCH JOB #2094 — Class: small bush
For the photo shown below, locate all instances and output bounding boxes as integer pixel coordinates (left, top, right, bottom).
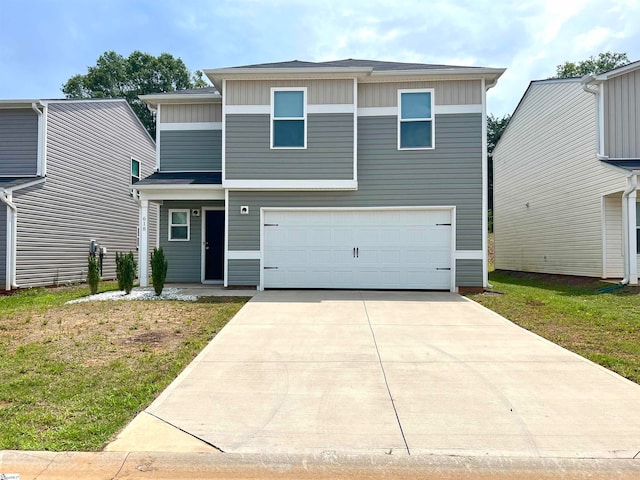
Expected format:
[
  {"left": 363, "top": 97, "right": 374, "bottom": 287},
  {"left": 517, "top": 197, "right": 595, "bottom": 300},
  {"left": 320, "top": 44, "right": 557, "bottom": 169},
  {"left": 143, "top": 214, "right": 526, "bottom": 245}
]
[
  {"left": 87, "top": 256, "right": 100, "bottom": 295},
  {"left": 151, "top": 247, "right": 168, "bottom": 296},
  {"left": 115, "top": 251, "right": 137, "bottom": 294}
]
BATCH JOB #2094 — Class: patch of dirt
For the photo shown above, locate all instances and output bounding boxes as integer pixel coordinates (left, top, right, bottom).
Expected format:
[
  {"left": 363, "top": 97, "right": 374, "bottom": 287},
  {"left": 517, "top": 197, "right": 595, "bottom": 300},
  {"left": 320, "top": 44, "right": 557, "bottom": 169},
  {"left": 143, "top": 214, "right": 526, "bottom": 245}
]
[
  {"left": 525, "top": 300, "right": 547, "bottom": 307},
  {"left": 493, "top": 270, "right": 607, "bottom": 288},
  {"left": 1, "top": 301, "right": 230, "bottom": 366}
]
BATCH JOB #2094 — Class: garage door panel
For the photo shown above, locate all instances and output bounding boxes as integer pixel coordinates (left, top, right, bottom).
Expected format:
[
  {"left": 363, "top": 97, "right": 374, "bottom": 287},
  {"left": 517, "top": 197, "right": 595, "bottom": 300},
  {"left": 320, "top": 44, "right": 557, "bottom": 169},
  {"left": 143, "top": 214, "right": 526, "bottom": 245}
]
[{"left": 263, "top": 209, "right": 452, "bottom": 290}]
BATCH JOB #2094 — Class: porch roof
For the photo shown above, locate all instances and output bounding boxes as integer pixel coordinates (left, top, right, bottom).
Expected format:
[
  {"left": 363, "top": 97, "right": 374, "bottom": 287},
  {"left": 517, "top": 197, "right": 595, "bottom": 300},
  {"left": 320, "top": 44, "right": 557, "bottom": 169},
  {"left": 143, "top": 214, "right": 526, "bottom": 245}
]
[
  {"left": 603, "top": 159, "right": 640, "bottom": 172},
  {"left": 0, "top": 176, "right": 45, "bottom": 191},
  {"left": 135, "top": 172, "right": 222, "bottom": 187}
]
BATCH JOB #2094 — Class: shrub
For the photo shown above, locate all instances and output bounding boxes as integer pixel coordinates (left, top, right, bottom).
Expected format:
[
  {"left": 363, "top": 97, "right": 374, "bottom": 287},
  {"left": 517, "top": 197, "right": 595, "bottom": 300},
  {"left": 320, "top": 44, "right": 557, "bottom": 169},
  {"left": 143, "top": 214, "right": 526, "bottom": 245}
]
[
  {"left": 87, "top": 255, "right": 100, "bottom": 295},
  {"left": 151, "top": 247, "right": 168, "bottom": 296},
  {"left": 116, "top": 251, "right": 137, "bottom": 294}
]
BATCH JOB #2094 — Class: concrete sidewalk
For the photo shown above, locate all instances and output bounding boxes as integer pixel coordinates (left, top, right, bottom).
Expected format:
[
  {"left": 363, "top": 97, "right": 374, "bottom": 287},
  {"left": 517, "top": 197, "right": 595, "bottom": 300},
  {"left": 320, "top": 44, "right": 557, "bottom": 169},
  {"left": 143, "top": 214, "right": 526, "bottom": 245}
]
[{"left": 106, "top": 290, "right": 640, "bottom": 458}]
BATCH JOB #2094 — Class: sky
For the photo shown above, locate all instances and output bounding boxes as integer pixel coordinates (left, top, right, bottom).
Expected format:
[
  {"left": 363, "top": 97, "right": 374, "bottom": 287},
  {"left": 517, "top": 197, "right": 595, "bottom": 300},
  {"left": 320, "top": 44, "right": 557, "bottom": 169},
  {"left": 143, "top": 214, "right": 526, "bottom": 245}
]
[{"left": 1, "top": 0, "right": 640, "bottom": 116}]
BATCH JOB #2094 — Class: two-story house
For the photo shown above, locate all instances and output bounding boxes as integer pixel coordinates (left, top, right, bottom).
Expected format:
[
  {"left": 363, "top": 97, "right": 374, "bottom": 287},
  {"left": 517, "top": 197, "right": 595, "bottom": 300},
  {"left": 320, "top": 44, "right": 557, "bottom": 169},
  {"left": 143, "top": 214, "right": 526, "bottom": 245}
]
[
  {"left": 136, "top": 59, "right": 505, "bottom": 292},
  {"left": 493, "top": 60, "right": 640, "bottom": 285},
  {"left": 0, "top": 99, "right": 157, "bottom": 291}
]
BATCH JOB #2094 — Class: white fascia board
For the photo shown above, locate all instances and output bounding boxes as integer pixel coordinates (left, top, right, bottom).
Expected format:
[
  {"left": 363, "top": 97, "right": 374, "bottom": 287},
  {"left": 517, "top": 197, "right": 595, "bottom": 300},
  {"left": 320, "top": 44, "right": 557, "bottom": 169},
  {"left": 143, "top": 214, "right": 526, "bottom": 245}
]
[
  {"left": 0, "top": 100, "right": 41, "bottom": 108},
  {"left": 594, "top": 60, "right": 640, "bottom": 81},
  {"left": 139, "top": 188, "right": 225, "bottom": 201},
  {"left": 159, "top": 122, "right": 222, "bottom": 131},
  {"left": 205, "top": 66, "right": 372, "bottom": 76},
  {"left": 139, "top": 94, "right": 221, "bottom": 108},
  {"left": 223, "top": 180, "right": 358, "bottom": 191}
]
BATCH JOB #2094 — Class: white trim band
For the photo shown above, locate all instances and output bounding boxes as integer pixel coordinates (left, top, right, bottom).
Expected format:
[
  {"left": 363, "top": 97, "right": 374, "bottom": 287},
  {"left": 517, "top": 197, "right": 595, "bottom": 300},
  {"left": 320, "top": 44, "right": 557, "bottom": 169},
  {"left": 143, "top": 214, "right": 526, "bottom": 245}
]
[
  {"left": 225, "top": 104, "right": 270, "bottom": 115},
  {"left": 358, "top": 106, "right": 397, "bottom": 117},
  {"left": 223, "top": 179, "right": 358, "bottom": 190},
  {"left": 455, "top": 250, "right": 484, "bottom": 260},
  {"left": 357, "top": 104, "right": 483, "bottom": 117},
  {"left": 159, "top": 122, "right": 222, "bottom": 131},
  {"left": 307, "top": 104, "right": 354, "bottom": 114},
  {"left": 227, "top": 250, "right": 261, "bottom": 260},
  {"left": 226, "top": 104, "right": 355, "bottom": 115}
]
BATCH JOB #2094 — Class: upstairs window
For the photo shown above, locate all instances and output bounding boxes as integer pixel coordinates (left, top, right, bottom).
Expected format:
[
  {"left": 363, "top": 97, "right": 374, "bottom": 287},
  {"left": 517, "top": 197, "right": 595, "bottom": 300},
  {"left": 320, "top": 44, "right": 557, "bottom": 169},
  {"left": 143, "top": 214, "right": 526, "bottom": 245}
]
[
  {"left": 169, "top": 209, "right": 190, "bottom": 241},
  {"left": 271, "top": 88, "right": 306, "bottom": 148},
  {"left": 131, "top": 158, "right": 140, "bottom": 184},
  {"left": 398, "top": 89, "right": 434, "bottom": 150}
]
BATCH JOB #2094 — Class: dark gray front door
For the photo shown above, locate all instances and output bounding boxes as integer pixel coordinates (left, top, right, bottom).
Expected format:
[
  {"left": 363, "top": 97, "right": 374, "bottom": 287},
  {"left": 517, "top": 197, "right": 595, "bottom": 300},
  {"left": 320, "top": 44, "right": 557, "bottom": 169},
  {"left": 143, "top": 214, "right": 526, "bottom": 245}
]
[{"left": 205, "top": 210, "right": 225, "bottom": 281}]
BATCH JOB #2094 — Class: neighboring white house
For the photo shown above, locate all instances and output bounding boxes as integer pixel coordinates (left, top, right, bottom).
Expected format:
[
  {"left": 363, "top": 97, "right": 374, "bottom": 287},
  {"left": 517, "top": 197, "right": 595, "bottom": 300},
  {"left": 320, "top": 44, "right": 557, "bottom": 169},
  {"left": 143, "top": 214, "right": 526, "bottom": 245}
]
[{"left": 493, "top": 61, "right": 640, "bottom": 285}]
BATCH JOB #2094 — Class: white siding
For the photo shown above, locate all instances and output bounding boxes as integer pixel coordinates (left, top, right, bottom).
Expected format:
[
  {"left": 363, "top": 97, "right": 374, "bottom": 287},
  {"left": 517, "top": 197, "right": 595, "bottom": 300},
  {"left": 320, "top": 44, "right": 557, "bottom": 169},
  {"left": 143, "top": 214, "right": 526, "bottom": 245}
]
[
  {"left": 604, "top": 194, "right": 624, "bottom": 278},
  {"left": 493, "top": 80, "right": 626, "bottom": 278}
]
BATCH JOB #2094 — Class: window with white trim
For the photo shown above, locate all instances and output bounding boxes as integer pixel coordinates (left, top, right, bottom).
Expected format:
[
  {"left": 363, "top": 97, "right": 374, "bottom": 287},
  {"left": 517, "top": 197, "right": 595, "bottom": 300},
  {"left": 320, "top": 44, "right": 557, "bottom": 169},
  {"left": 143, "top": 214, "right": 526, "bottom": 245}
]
[
  {"left": 271, "top": 88, "right": 306, "bottom": 148},
  {"left": 398, "top": 89, "right": 434, "bottom": 150},
  {"left": 131, "top": 158, "right": 140, "bottom": 184},
  {"left": 168, "top": 209, "right": 190, "bottom": 241}
]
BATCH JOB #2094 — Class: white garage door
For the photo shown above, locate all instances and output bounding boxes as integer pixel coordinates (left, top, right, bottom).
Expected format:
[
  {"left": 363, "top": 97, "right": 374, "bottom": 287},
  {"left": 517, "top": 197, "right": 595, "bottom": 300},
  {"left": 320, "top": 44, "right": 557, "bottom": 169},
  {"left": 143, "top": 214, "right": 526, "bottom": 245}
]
[{"left": 262, "top": 208, "right": 452, "bottom": 290}]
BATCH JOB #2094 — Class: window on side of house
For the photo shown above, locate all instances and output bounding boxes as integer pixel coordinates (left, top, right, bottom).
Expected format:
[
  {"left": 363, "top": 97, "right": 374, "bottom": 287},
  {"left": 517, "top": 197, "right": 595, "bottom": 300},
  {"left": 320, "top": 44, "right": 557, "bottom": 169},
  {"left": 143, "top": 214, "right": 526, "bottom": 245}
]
[
  {"left": 131, "top": 158, "right": 140, "bottom": 184},
  {"left": 271, "top": 88, "right": 306, "bottom": 149},
  {"left": 398, "top": 89, "right": 434, "bottom": 150},
  {"left": 169, "top": 209, "right": 190, "bottom": 241}
]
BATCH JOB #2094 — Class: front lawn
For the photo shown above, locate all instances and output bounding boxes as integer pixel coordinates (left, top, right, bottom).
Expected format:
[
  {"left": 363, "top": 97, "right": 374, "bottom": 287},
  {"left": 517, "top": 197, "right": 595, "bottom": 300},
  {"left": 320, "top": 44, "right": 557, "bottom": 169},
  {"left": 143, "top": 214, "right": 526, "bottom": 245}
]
[
  {"left": 469, "top": 271, "right": 640, "bottom": 384},
  {"left": 0, "top": 284, "right": 248, "bottom": 451}
]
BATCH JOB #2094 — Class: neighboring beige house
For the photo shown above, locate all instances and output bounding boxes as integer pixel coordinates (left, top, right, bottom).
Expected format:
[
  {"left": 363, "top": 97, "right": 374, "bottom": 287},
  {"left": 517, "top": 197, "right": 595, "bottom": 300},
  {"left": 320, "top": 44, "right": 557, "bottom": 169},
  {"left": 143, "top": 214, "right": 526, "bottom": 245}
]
[{"left": 493, "top": 61, "right": 640, "bottom": 285}]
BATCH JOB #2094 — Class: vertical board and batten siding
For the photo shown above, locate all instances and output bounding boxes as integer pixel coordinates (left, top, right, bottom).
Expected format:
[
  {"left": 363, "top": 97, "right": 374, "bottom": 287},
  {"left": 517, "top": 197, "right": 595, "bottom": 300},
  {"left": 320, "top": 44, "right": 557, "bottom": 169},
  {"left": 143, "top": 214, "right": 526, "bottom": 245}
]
[
  {"left": 225, "top": 114, "right": 353, "bottom": 179},
  {"left": 160, "top": 104, "right": 222, "bottom": 123},
  {"left": 358, "top": 80, "right": 482, "bottom": 107},
  {"left": 0, "top": 108, "right": 39, "bottom": 176},
  {"left": 13, "top": 101, "right": 156, "bottom": 287},
  {"left": 159, "top": 200, "right": 224, "bottom": 282},
  {"left": 227, "top": 113, "right": 483, "bottom": 286},
  {"left": 159, "top": 130, "right": 222, "bottom": 171},
  {"left": 0, "top": 206, "right": 6, "bottom": 287},
  {"left": 225, "top": 79, "right": 354, "bottom": 105},
  {"left": 493, "top": 81, "right": 626, "bottom": 278},
  {"left": 603, "top": 70, "right": 640, "bottom": 158}
]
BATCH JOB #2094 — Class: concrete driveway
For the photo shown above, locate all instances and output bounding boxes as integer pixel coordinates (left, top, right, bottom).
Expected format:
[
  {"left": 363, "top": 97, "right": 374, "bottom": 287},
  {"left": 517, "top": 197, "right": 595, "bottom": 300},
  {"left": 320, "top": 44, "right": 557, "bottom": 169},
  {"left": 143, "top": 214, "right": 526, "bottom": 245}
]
[{"left": 108, "top": 290, "right": 640, "bottom": 458}]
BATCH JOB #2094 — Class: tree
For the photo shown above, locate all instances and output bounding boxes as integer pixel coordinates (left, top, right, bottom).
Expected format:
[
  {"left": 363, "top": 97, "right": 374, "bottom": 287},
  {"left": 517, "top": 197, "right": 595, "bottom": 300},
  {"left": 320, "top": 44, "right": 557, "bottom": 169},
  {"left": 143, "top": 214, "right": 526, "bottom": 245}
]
[
  {"left": 62, "top": 51, "right": 208, "bottom": 136},
  {"left": 552, "top": 52, "right": 629, "bottom": 79},
  {"left": 487, "top": 113, "right": 511, "bottom": 212}
]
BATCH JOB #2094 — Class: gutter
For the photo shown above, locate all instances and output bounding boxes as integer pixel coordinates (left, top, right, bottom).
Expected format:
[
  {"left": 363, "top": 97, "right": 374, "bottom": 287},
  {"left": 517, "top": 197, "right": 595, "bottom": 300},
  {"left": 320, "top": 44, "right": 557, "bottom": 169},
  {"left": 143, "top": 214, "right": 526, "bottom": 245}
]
[
  {"left": 620, "top": 173, "right": 638, "bottom": 285},
  {"left": 0, "top": 189, "right": 18, "bottom": 289}
]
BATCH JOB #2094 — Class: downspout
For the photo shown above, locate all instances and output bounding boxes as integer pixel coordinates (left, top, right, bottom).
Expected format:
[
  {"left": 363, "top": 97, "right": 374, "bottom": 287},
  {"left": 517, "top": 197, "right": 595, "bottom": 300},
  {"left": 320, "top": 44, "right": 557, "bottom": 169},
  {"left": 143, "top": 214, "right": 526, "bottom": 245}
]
[
  {"left": 620, "top": 173, "right": 638, "bottom": 285},
  {"left": 0, "top": 189, "right": 18, "bottom": 289}
]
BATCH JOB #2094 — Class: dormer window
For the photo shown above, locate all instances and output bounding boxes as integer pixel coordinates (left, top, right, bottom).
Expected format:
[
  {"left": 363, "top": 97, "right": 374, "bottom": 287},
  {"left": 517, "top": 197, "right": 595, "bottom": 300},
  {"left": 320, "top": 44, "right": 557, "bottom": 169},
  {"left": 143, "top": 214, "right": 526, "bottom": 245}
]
[
  {"left": 271, "top": 88, "right": 306, "bottom": 149},
  {"left": 398, "top": 89, "right": 434, "bottom": 150}
]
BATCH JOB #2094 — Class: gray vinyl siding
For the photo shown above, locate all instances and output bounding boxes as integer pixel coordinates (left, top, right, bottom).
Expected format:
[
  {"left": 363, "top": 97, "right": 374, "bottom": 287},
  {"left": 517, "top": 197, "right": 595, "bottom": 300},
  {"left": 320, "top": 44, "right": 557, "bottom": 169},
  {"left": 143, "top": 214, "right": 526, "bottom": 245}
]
[
  {"left": 227, "top": 113, "right": 483, "bottom": 286},
  {"left": 159, "top": 130, "right": 222, "bottom": 171},
  {"left": 159, "top": 200, "right": 224, "bottom": 282},
  {"left": 225, "top": 113, "right": 354, "bottom": 180},
  {"left": 0, "top": 108, "right": 39, "bottom": 176},
  {"left": 13, "top": 101, "right": 156, "bottom": 288},
  {"left": 456, "top": 259, "right": 483, "bottom": 286},
  {"left": 0, "top": 206, "right": 6, "bottom": 287},
  {"left": 228, "top": 259, "right": 260, "bottom": 286},
  {"left": 603, "top": 69, "right": 640, "bottom": 158}
]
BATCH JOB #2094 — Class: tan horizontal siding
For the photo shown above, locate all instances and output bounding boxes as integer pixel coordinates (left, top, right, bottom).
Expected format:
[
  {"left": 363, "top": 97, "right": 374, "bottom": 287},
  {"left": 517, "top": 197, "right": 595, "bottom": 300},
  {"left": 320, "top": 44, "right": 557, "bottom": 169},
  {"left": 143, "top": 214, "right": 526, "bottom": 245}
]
[
  {"left": 226, "top": 79, "right": 354, "bottom": 105},
  {"left": 358, "top": 80, "right": 481, "bottom": 107},
  {"left": 160, "top": 103, "right": 221, "bottom": 123}
]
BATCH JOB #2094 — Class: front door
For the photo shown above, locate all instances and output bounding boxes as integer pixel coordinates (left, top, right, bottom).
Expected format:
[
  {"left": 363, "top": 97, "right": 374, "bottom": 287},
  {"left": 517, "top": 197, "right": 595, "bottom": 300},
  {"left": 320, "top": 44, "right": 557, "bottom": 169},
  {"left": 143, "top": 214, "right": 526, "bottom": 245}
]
[{"left": 204, "top": 210, "right": 225, "bottom": 281}]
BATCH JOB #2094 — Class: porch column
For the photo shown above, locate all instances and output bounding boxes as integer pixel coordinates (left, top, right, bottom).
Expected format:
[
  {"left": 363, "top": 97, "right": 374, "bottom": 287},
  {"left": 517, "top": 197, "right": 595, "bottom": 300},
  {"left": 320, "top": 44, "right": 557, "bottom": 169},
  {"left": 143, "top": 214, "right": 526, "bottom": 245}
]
[
  {"left": 629, "top": 190, "right": 638, "bottom": 285},
  {"left": 139, "top": 198, "right": 149, "bottom": 287}
]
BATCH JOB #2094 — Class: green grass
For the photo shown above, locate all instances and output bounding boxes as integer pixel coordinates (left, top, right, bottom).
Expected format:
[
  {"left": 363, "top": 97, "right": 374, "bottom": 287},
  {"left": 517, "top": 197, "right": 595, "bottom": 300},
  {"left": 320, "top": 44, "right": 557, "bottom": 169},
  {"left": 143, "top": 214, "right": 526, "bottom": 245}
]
[
  {"left": 0, "top": 284, "right": 248, "bottom": 451},
  {"left": 468, "top": 271, "right": 640, "bottom": 383}
]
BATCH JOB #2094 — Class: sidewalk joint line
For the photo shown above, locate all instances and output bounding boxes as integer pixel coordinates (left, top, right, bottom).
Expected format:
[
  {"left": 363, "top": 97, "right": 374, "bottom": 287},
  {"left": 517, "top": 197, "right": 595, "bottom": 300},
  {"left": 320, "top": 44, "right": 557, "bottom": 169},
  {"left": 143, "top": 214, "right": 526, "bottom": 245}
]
[
  {"left": 360, "top": 292, "right": 411, "bottom": 455},
  {"left": 146, "top": 411, "right": 226, "bottom": 453},
  {"left": 111, "top": 451, "right": 129, "bottom": 479}
]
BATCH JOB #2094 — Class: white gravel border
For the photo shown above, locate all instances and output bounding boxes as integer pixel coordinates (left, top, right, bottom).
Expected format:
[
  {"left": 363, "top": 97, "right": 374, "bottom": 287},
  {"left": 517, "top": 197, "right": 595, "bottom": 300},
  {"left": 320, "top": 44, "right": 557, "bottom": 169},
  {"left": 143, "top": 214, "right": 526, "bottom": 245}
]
[{"left": 66, "top": 287, "right": 198, "bottom": 304}]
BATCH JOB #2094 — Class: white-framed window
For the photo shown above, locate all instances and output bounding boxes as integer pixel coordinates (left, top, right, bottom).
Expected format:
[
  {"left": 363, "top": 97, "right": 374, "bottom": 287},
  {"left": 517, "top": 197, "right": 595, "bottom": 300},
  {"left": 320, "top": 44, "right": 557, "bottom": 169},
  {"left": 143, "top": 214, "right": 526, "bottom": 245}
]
[
  {"left": 131, "top": 158, "right": 140, "bottom": 184},
  {"left": 168, "top": 209, "right": 190, "bottom": 241},
  {"left": 398, "top": 89, "right": 434, "bottom": 150},
  {"left": 271, "top": 87, "right": 307, "bottom": 149}
]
